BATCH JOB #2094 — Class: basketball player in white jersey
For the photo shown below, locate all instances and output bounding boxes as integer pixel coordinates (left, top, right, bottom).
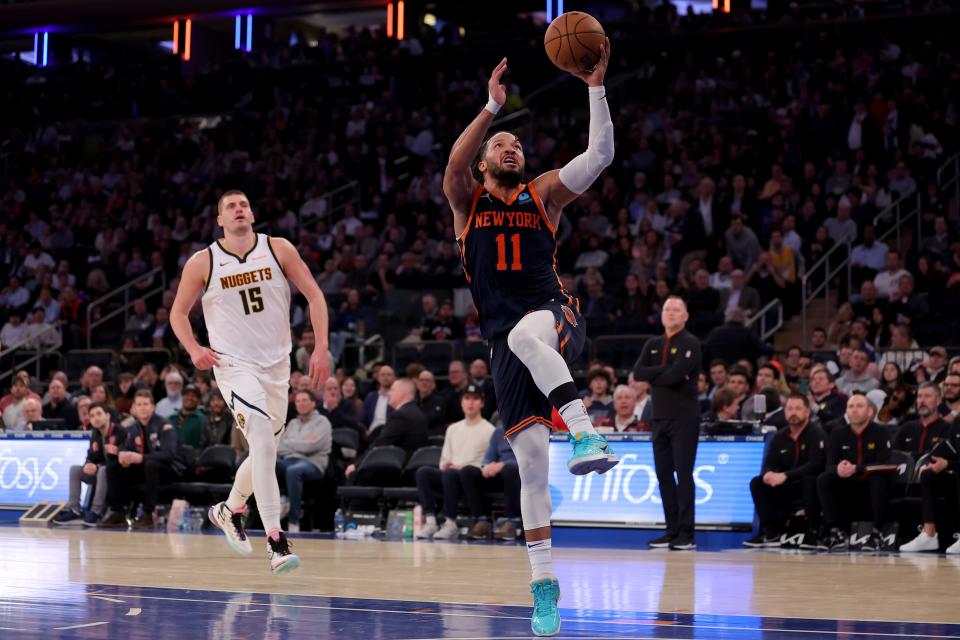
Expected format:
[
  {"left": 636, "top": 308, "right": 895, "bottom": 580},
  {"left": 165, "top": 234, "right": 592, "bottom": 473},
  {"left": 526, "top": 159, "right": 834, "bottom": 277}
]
[{"left": 170, "top": 190, "right": 329, "bottom": 574}]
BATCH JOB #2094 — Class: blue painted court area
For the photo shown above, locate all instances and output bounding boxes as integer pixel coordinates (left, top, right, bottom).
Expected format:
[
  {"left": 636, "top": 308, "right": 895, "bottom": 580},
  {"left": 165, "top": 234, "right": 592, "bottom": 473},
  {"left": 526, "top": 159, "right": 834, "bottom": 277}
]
[{"left": 4, "top": 583, "right": 960, "bottom": 639}]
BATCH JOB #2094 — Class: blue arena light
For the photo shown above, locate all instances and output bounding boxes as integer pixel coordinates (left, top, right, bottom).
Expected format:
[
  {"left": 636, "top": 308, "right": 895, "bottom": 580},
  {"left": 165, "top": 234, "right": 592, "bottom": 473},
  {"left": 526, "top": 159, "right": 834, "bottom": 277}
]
[
  {"left": 246, "top": 14, "right": 253, "bottom": 52},
  {"left": 235, "top": 15, "right": 241, "bottom": 49},
  {"left": 547, "top": 0, "right": 553, "bottom": 23},
  {"left": 42, "top": 31, "right": 48, "bottom": 66},
  {"left": 558, "top": 0, "right": 563, "bottom": 16},
  {"left": 33, "top": 33, "right": 38, "bottom": 64}
]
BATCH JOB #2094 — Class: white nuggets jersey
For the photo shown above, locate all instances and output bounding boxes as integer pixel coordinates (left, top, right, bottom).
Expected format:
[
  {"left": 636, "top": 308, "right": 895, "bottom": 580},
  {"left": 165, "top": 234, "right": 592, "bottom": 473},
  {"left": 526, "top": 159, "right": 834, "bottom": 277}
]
[{"left": 201, "top": 234, "right": 292, "bottom": 367}]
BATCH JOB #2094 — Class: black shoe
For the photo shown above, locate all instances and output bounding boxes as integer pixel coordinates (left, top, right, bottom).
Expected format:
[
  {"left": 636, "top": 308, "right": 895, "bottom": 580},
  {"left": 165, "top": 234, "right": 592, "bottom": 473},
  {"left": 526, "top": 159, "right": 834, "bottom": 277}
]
[
  {"left": 669, "top": 533, "right": 696, "bottom": 550},
  {"left": 799, "top": 531, "right": 823, "bottom": 550},
  {"left": 648, "top": 532, "right": 675, "bottom": 549},
  {"left": 861, "top": 529, "right": 884, "bottom": 552},
  {"left": 743, "top": 533, "right": 781, "bottom": 548},
  {"left": 825, "top": 528, "right": 848, "bottom": 552}
]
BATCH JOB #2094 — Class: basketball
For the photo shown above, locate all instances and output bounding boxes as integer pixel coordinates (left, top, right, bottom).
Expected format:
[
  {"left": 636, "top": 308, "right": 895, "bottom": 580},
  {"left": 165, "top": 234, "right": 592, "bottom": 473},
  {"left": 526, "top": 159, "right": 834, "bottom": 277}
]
[{"left": 544, "top": 11, "right": 606, "bottom": 74}]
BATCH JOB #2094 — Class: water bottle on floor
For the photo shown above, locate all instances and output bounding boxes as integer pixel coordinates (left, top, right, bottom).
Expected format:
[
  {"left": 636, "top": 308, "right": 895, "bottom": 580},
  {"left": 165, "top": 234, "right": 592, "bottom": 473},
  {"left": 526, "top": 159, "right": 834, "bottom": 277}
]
[{"left": 334, "top": 509, "right": 345, "bottom": 535}]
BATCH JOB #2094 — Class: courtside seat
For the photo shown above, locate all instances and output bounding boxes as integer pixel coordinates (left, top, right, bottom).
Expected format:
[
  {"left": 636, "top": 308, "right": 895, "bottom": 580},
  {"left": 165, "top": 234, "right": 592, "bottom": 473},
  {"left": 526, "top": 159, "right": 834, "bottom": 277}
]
[{"left": 383, "top": 446, "right": 443, "bottom": 503}]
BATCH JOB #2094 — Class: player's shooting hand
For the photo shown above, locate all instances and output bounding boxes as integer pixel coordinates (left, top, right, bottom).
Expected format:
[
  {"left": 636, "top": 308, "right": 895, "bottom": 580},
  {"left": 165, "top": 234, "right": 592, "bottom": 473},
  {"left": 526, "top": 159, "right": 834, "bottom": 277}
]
[
  {"left": 308, "top": 347, "right": 330, "bottom": 389},
  {"left": 573, "top": 37, "right": 610, "bottom": 87},
  {"left": 189, "top": 347, "right": 221, "bottom": 370},
  {"left": 488, "top": 58, "right": 508, "bottom": 106}
]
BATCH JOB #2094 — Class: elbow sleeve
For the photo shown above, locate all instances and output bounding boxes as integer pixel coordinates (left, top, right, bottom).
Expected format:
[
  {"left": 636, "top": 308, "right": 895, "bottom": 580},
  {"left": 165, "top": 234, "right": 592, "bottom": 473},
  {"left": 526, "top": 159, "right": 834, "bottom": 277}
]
[{"left": 558, "top": 86, "right": 614, "bottom": 194}]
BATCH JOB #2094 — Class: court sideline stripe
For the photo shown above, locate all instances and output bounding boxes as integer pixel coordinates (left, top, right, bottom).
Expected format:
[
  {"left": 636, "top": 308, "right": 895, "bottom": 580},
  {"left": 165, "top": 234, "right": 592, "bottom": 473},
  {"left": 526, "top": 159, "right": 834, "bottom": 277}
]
[{"left": 78, "top": 591, "right": 960, "bottom": 639}]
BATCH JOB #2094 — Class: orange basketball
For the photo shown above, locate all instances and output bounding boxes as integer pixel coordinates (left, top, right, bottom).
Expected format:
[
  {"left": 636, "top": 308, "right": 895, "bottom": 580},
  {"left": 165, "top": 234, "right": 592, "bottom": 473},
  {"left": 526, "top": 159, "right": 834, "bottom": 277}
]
[{"left": 544, "top": 11, "right": 606, "bottom": 74}]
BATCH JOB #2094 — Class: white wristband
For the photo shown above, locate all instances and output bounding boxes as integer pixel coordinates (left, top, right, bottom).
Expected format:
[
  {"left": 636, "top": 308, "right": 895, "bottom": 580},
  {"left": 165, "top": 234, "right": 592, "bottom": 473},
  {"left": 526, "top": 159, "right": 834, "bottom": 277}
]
[{"left": 485, "top": 97, "right": 502, "bottom": 115}]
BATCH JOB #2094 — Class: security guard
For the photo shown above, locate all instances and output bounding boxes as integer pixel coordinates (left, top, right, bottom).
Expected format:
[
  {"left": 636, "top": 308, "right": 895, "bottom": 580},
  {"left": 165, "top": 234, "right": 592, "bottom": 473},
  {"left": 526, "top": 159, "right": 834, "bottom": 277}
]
[
  {"left": 745, "top": 394, "right": 826, "bottom": 547},
  {"left": 817, "top": 393, "right": 892, "bottom": 552}
]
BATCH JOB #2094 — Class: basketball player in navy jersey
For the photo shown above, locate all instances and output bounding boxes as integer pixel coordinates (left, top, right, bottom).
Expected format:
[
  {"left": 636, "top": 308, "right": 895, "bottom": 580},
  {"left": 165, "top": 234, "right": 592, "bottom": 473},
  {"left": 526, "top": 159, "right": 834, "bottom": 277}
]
[{"left": 443, "top": 41, "right": 614, "bottom": 637}]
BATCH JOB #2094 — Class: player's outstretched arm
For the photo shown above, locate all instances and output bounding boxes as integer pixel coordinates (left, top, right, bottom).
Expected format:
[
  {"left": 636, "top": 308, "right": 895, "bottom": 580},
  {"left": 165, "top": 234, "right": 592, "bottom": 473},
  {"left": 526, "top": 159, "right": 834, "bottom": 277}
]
[
  {"left": 272, "top": 237, "right": 330, "bottom": 388},
  {"left": 171, "top": 250, "right": 221, "bottom": 370},
  {"left": 443, "top": 58, "right": 507, "bottom": 216},
  {"left": 533, "top": 38, "right": 613, "bottom": 222}
]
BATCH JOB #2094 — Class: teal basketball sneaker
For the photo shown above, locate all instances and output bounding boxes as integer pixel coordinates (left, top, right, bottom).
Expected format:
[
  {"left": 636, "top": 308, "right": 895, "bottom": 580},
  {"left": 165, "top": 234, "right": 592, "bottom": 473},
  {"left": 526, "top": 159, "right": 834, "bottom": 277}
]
[
  {"left": 567, "top": 431, "right": 620, "bottom": 475},
  {"left": 530, "top": 577, "right": 561, "bottom": 636}
]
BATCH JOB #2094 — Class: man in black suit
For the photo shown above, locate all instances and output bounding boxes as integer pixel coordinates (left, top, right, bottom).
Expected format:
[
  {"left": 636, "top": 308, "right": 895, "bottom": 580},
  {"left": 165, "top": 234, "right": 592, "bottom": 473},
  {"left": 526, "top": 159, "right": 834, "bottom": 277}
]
[
  {"left": 346, "top": 379, "right": 428, "bottom": 478},
  {"left": 703, "top": 308, "right": 772, "bottom": 368},
  {"left": 691, "top": 177, "right": 729, "bottom": 265},
  {"left": 717, "top": 270, "right": 762, "bottom": 318}
]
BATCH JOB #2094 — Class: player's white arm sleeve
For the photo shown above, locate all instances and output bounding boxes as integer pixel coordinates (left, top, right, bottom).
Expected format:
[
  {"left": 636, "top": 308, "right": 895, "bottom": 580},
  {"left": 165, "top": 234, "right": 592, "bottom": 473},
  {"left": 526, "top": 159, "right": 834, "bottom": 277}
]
[{"left": 558, "top": 85, "right": 614, "bottom": 194}]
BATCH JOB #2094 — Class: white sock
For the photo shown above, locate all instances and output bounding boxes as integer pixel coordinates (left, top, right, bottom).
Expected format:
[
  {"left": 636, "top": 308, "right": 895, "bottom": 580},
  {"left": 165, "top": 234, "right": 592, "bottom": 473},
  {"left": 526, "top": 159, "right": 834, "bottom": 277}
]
[
  {"left": 425, "top": 514, "right": 437, "bottom": 527},
  {"left": 559, "top": 399, "right": 598, "bottom": 437},
  {"left": 226, "top": 457, "right": 253, "bottom": 512},
  {"left": 527, "top": 539, "right": 553, "bottom": 581}
]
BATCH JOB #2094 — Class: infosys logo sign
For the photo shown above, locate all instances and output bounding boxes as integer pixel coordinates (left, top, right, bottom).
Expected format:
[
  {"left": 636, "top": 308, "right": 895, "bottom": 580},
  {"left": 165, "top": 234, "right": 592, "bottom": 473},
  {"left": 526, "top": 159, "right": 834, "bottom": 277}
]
[
  {"left": 0, "top": 448, "right": 63, "bottom": 498},
  {"left": 570, "top": 453, "right": 719, "bottom": 505}
]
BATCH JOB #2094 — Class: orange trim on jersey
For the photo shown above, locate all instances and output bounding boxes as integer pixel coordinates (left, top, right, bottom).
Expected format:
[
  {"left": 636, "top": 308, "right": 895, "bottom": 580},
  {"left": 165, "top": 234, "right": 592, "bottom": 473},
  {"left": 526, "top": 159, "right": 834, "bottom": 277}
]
[
  {"left": 559, "top": 335, "right": 570, "bottom": 357},
  {"left": 527, "top": 182, "right": 557, "bottom": 236},
  {"left": 504, "top": 415, "right": 553, "bottom": 439},
  {"left": 456, "top": 186, "right": 485, "bottom": 243}
]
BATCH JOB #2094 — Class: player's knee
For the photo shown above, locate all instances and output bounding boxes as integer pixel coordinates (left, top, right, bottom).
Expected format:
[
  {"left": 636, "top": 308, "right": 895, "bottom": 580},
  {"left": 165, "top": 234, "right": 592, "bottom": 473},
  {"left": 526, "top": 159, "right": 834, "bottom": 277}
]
[{"left": 506, "top": 324, "right": 533, "bottom": 357}]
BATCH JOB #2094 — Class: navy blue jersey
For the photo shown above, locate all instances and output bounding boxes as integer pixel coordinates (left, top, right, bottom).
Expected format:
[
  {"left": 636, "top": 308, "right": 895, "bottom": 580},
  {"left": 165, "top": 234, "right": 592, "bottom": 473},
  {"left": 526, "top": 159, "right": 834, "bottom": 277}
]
[{"left": 458, "top": 183, "right": 573, "bottom": 339}]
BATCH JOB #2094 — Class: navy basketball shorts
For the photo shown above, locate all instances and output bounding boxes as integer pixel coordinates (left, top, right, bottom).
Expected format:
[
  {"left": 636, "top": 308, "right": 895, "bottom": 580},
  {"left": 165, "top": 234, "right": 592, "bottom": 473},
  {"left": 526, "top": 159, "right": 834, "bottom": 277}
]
[{"left": 490, "top": 299, "right": 586, "bottom": 439}]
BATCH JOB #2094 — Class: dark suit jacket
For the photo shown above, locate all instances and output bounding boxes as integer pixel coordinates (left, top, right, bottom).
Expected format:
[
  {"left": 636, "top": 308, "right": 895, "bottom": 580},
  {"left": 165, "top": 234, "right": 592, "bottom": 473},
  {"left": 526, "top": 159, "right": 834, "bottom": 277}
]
[
  {"left": 362, "top": 390, "right": 394, "bottom": 428},
  {"left": 717, "top": 286, "right": 762, "bottom": 316},
  {"left": 369, "top": 401, "right": 429, "bottom": 458},
  {"left": 703, "top": 321, "right": 772, "bottom": 367}
]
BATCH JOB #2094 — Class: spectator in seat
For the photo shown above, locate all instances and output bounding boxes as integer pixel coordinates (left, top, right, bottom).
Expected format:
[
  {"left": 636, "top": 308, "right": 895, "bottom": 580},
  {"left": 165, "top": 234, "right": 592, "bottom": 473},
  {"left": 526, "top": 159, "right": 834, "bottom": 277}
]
[
  {"left": 72, "top": 365, "right": 103, "bottom": 400},
  {"left": 836, "top": 348, "right": 879, "bottom": 395},
  {"left": 608, "top": 384, "right": 648, "bottom": 432},
  {"left": 745, "top": 395, "right": 827, "bottom": 548},
  {"left": 125, "top": 298, "right": 155, "bottom": 346},
  {"left": 709, "top": 255, "right": 734, "bottom": 291},
  {"left": 706, "top": 387, "right": 741, "bottom": 423},
  {"left": 346, "top": 379, "right": 428, "bottom": 478},
  {"left": 817, "top": 393, "right": 893, "bottom": 551},
  {"left": 114, "top": 372, "right": 136, "bottom": 416},
  {"left": 135, "top": 363, "right": 164, "bottom": 401},
  {"left": 416, "top": 370, "right": 448, "bottom": 437},
  {"left": 169, "top": 384, "right": 207, "bottom": 448},
  {"left": 25, "top": 307, "right": 60, "bottom": 350},
  {"left": 808, "top": 367, "right": 848, "bottom": 427},
  {"left": 717, "top": 269, "right": 762, "bottom": 318},
  {"left": 276, "top": 390, "right": 332, "bottom": 533},
  {"left": 339, "top": 377, "right": 363, "bottom": 419},
  {"left": 703, "top": 308, "right": 771, "bottom": 369},
  {"left": 872, "top": 251, "right": 910, "bottom": 299},
  {"left": 469, "top": 358, "right": 497, "bottom": 419},
  {"left": 53, "top": 402, "right": 120, "bottom": 526},
  {"left": 849, "top": 226, "right": 888, "bottom": 283},
  {"left": 416, "top": 384, "right": 494, "bottom": 540},
  {"left": 42, "top": 378, "right": 78, "bottom": 427},
  {"left": 852, "top": 281, "right": 886, "bottom": 322},
  {"left": 1, "top": 376, "right": 40, "bottom": 430},
  {"left": 581, "top": 367, "right": 615, "bottom": 426},
  {"left": 421, "top": 298, "right": 464, "bottom": 342},
  {"left": 725, "top": 214, "right": 762, "bottom": 271},
  {"left": 319, "top": 377, "right": 364, "bottom": 437},
  {"left": 458, "top": 423, "right": 523, "bottom": 541},
  {"left": 941, "top": 373, "right": 960, "bottom": 422},
  {"left": 75, "top": 396, "right": 92, "bottom": 431},
  {"left": 155, "top": 371, "right": 183, "bottom": 418},
  {"left": 200, "top": 389, "right": 235, "bottom": 449},
  {"left": 443, "top": 360, "right": 470, "bottom": 424},
  {"left": 99, "top": 390, "right": 182, "bottom": 529},
  {"left": 708, "top": 360, "right": 728, "bottom": 399},
  {"left": 0, "top": 311, "right": 28, "bottom": 349},
  {"left": 877, "top": 324, "right": 925, "bottom": 372},
  {"left": 888, "top": 274, "right": 930, "bottom": 325},
  {"left": 13, "top": 397, "right": 43, "bottom": 431},
  {"left": 725, "top": 367, "right": 752, "bottom": 417},
  {"left": 914, "top": 346, "right": 948, "bottom": 384},
  {"left": 362, "top": 364, "right": 395, "bottom": 434}
]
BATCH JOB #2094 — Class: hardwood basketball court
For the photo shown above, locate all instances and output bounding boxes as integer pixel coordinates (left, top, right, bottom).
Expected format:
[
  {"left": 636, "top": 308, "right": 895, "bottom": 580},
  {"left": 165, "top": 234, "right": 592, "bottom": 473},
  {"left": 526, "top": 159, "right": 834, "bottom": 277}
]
[{"left": 3, "top": 526, "right": 960, "bottom": 638}]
